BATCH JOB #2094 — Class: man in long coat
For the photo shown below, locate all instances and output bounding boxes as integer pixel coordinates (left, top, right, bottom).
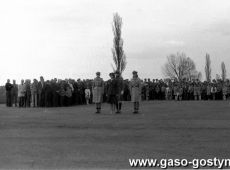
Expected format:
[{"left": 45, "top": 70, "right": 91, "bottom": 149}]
[
  {"left": 92, "top": 72, "right": 104, "bottom": 113},
  {"left": 129, "top": 71, "right": 142, "bottom": 114}
]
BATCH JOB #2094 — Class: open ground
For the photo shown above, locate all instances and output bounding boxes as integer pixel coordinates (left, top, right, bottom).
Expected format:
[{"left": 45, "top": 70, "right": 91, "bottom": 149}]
[{"left": 0, "top": 101, "right": 230, "bottom": 169}]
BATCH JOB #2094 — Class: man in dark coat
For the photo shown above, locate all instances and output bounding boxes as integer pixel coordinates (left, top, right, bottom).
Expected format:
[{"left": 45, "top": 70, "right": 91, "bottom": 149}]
[
  {"left": 106, "top": 73, "right": 118, "bottom": 114},
  {"left": 12, "top": 80, "right": 18, "bottom": 107},
  {"left": 114, "top": 71, "right": 124, "bottom": 114},
  {"left": 5, "top": 79, "right": 13, "bottom": 107}
]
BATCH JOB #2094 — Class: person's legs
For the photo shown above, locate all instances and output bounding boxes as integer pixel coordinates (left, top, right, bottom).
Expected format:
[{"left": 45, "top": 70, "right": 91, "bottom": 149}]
[
  {"left": 6, "top": 92, "right": 9, "bottom": 107},
  {"left": 34, "top": 93, "right": 38, "bottom": 107},
  {"left": 6, "top": 92, "right": 12, "bottom": 107},
  {"left": 110, "top": 104, "right": 114, "bottom": 114},
  {"left": 19, "top": 97, "right": 23, "bottom": 107},
  {"left": 13, "top": 94, "right": 17, "bottom": 107},
  {"left": 133, "top": 102, "right": 138, "bottom": 114},
  {"left": 115, "top": 101, "right": 119, "bottom": 113},
  {"left": 27, "top": 93, "right": 31, "bottom": 107},
  {"left": 133, "top": 102, "right": 136, "bottom": 113},
  {"left": 95, "top": 103, "right": 100, "bottom": 113},
  {"left": 136, "top": 102, "right": 139, "bottom": 113},
  {"left": 19, "top": 97, "right": 21, "bottom": 107},
  {"left": 31, "top": 93, "right": 34, "bottom": 107},
  {"left": 212, "top": 94, "right": 215, "bottom": 100},
  {"left": 86, "top": 98, "right": 89, "bottom": 105},
  {"left": 119, "top": 102, "right": 122, "bottom": 112}
]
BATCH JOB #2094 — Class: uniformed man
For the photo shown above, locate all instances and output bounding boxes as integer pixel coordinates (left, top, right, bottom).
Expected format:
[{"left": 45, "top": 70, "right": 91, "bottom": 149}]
[
  {"left": 129, "top": 71, "right": 142, "bottom": 114},
  {"left": 114, "top": 71, "right": 124, "bottom": 114},
  {"left": 92, "top": 72, "right": 104, "bottom": 113}
]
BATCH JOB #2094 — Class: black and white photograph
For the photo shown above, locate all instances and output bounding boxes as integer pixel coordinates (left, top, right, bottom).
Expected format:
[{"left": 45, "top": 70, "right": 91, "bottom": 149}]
[{"left": 0, "top": 0, "right": 230, "bottom": 169}]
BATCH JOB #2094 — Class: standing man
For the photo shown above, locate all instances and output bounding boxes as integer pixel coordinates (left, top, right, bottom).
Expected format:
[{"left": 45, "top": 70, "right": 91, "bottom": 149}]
[
  {"left": 12, "top": 80, "right": 18, "bottom": 107},
  {"left": 25, "top": 80, "right": 32, "bottom": 107},
  {"left": 31, "top": 79, "right": 38, "bottom": 107},
  {"left": 129, "top": 71, "right": 142, "bottom": 114},
  {"left": 92, "top": 72, "right": 104, "bottom": 113},
  {"left": 5, "top": 79, "right": 13, "bottom": 107},
  {"left": 106, "top": 73, "right": 118, "bottom": 114},
  {"left": 115, "top": 71, "right": 124, "bottom": 114},
  {"left": 18, "top": 79, "right": 25, "bottom": 107},
  {"left": 38, "top": 76, "right": 45, "bottom": 107}
]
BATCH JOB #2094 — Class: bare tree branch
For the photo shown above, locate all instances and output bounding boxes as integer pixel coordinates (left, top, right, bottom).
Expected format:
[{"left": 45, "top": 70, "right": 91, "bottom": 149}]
[{"left": 162, "top": 52, "right": 199, "bottom": 81}]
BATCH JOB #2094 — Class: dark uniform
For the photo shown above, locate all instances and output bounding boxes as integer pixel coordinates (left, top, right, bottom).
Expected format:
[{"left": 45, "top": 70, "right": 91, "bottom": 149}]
[{"left": 106, "top": 78, "right": 118, "bottom": 105}]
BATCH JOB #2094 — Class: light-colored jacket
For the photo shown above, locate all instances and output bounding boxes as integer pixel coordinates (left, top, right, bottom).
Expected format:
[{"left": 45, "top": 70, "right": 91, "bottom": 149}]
[
  {"left": 129, "top": 77, "right": 142, "bottom": 102},
  {"left": 18, "top": 84, "right": 25, "bottom": 97},
  {"left": 92, "top": 77, "right": 104, "bottom": 103}
]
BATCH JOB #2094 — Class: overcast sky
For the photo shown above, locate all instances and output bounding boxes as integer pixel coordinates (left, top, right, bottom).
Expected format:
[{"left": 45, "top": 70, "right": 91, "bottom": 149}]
[{"left": 0, "top": 0, "right": 230, "bottom": 84}]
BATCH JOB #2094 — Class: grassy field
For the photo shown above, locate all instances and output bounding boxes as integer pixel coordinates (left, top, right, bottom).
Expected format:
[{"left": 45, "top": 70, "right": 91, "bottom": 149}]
[{"left": 0, "top": 101, "right": 230, "bottom": 169}]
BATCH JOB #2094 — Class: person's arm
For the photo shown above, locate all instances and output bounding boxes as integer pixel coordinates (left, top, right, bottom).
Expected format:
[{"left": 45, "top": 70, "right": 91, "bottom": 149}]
[
  {"left": 129, "top": 80, "right": 132, "bottom": 93},
  {"left": 91, "top": 80, "right": 95, "bottom": 92},
  {"left": 101, "top": 79, "right": 104, "bottom": 95},
  {"left": 139, "top": 79, "right": 142, "bottom": 94},
  {"left": 121, "top": 79, "right": 124, "bottom": 95}
]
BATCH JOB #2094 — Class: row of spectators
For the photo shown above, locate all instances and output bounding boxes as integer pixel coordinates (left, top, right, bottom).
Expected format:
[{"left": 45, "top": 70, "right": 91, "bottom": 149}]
[
  {"left": 141, "top": 78, "right": 230, "bottom": 101},
  {"left": 5, "top": 77, "right": 93, "bottom": 107},
  {"left": 4, "top": 77, "right": 230, "bottom": 107}
]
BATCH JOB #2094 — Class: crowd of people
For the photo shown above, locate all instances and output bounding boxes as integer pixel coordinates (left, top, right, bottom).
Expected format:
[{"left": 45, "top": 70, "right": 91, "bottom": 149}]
[
  {"left": 141, "top": 78, "right": 230, "bottom": 101},
  {"left": 4, "top": 71, "right": 230, "bottom": 114},
  {"left": 4, "top": 77, "right": 92, "bottom": 108},
  {"left": 3, "top": 71, "right": 141, "bottom": 113}
]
